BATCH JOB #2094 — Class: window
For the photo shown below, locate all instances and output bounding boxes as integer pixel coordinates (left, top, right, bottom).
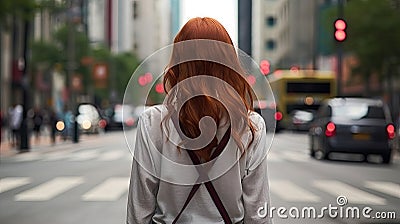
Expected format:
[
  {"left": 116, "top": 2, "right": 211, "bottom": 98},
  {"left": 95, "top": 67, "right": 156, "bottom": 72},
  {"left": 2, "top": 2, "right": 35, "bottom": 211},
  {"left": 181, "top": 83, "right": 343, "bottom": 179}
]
[
  {"left": 266, "top": 16, "right": 276, "bottom": 27},
  {"left": 265, "top": 39, "right": 276, "bottom": 50},
  {"left": 286, "top": 82, "right": 331, "bottom": 94},
  {"left": 133, "top": 1, "right": 138, "bottom": 19}
]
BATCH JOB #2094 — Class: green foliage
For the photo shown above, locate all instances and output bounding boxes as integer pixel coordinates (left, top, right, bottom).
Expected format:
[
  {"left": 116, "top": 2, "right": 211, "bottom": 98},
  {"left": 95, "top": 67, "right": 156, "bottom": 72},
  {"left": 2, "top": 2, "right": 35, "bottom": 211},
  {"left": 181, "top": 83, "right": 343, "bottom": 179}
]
[
  {"left": 345, "top": 0, "right": 400, "bottom": 78},
  {"left": 112, "top": 52, "right": 139, "bottom": 98},
  {"left": 0, "top": 0, "right": 37, "bottom": 27},
  {"left": 322, "top": 0, "right": 400, "bottom": 82}
]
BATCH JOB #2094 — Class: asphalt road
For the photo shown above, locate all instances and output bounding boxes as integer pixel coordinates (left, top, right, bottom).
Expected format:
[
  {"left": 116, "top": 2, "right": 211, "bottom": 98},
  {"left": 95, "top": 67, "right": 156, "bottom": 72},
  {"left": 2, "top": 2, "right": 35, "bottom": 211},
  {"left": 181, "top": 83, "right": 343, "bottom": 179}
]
[{"left": 0, "top": 130, "right": 399, "bottom": 224}]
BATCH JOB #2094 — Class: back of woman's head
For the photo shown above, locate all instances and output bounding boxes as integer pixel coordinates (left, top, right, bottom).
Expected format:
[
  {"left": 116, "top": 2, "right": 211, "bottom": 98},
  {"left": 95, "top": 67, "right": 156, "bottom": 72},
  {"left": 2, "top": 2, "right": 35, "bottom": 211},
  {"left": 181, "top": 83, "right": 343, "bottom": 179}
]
[{"left": 163, "top": 17, "right": 255, "bottom": 161}]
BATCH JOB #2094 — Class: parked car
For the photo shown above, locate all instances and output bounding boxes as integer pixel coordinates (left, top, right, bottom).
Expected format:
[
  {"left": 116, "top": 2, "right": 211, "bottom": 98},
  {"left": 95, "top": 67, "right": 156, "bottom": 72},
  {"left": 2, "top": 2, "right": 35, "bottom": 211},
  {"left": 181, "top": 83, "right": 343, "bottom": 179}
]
[
  {"left": 289, "top": 110, "right": 315, "bottom": 131},
  {"left": 253, "top": 100, "right": 283, "bottom": 133},
  {"left": 104, "top": 104, "right": 136, "bottom": 131},
  {"left": 76, "top": 103, "right": 106, "bottom": 134},
  {"left": 309, "top": 98, "right": 395, "bottom": 164}
]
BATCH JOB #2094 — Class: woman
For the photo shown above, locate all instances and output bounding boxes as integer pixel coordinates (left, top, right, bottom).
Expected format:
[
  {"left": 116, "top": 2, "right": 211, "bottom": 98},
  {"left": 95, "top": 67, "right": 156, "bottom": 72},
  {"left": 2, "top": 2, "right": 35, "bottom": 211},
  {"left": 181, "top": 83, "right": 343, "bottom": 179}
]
[{"left": 127, "top": 17, "right": 272, "bottom": 224}]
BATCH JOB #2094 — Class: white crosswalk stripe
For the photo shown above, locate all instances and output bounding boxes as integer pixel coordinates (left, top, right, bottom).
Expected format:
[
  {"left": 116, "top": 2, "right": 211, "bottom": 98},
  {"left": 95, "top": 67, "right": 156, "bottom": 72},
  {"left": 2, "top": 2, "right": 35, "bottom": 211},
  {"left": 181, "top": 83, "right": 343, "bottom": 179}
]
[
  {"left": 97, "top": 151, "right": 124, "bottom": 161},
  {"left": 15, "top": 177, "right": 84, "bottom": 201},
  {"left": 82, "top": 177, "right": 130, "bottom": 201},
  {"left": 42, "top": 150, "right": 77, "bottom": 161},
  {"left": 0, "top": 177, "right": 31, "bottom": 193},
  {"left": 313, "top": 180, "right": 386, "bottom": 205},
  {"left": 280, "top": 151, "right": 310, "bottom": 163},
  {"left": 68, "top": 149, "right": 100, "bottom": 161},
  {"left": 364, "top": 181, "right": 400, "bottom": 199},
  {"left": 13, "top": 152, "right": 41, "bottom": 162},
  {"left": 2, "top": 177, "right": 398, "bottom": 204},
  {"left": 270, "top": 180, "right": 320, "bottom": 202},
  {"left": 267, "top": 152, "right": 284, "bottom": 162}
]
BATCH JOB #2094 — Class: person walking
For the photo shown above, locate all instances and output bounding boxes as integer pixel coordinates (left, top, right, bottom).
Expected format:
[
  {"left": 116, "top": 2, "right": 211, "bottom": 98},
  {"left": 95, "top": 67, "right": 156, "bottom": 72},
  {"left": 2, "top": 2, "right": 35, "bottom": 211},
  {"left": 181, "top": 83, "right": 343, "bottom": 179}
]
[
  {"left": 8, "top": 104, "right": 23, "bottom": 148},
  {"left": 127, "top": 17, "right": 272, "bottom": 224},
  {"left": 31, "top": 107, "right": 43, "bottom": 144}
]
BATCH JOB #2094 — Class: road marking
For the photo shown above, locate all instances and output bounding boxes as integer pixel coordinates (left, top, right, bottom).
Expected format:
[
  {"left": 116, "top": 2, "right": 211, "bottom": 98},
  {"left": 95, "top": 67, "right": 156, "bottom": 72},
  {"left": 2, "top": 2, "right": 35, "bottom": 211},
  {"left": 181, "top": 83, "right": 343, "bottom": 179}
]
[
  {"left": 267, "top": 152, "right": 283, "bottom": 162},
  {"left": 82, "top": 177, "right": 130, "bottom": 201},
  {"left": 270, "top": 180, "right": 320, "bottom": 202},
  {"left": 281, "top": 151, "right": 310, "bottom": 162},
  {"left": 15, "top": 177, "right": 84, "bottom": 201},
  {"left": 13, "top": 152, "right": 41, "bottom": 162},
  {"left": 68, "top": 149, "right": 100, "bottom": 161},
  {"left": 0, "top": 177, "right": 31, "bottom": 193},
  {"left": 98, "top": 150, "right": 124, "bottom": 161},
  {"left": 365, "top": 181, "right": 400, "bottom": 199},
  {"left": 313, "top": 180, "right": 386, "bottom": 205},
  {"left": 42, "top": 151, "right": 73, "bottom": 161}
]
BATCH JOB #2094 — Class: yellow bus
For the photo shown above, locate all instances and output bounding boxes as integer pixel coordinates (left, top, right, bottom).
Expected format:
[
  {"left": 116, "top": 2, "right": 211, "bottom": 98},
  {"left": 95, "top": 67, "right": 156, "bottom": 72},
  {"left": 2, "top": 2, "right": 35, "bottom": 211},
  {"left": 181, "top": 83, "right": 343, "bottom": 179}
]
[{"left": 268, "top": 70, "right": 337, "bottom": 129}]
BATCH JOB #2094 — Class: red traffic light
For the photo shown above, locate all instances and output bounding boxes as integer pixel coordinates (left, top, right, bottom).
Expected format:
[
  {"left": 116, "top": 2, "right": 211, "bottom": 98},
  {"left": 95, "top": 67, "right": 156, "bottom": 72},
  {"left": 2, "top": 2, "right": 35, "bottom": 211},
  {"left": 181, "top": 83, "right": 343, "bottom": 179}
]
[
  {"left": 155, "top": 83, "right": 164, "bottom": 94},
  {"left": 334, "top": 19, "right": 347, "bottom": 42},
  {"left": 260, "top": 60, "right": 270, "bottom": 75},
  {"left": 334, "top": 19, "right": 346, "bottom": 30},
  {"left": 335, "top": 30, "right": 346, "bottom": 42}
]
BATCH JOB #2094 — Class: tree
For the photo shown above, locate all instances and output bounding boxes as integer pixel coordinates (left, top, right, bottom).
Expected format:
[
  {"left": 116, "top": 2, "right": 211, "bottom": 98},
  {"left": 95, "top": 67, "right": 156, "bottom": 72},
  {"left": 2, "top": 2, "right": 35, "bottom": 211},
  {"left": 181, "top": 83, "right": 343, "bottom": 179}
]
[
  {"left": 322, "top": 0, "right": 400, "bottom": 95},
  {"left": 0, "top": 0, "right": 37, "bottom": 28}
]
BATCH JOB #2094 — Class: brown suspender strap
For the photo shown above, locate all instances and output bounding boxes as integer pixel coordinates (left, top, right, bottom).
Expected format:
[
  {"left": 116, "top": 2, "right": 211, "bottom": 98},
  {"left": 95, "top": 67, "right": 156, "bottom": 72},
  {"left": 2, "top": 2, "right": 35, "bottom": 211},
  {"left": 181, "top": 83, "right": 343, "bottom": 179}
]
[{"left": 170, "top": 112, "right": 232, "bottom": 223}]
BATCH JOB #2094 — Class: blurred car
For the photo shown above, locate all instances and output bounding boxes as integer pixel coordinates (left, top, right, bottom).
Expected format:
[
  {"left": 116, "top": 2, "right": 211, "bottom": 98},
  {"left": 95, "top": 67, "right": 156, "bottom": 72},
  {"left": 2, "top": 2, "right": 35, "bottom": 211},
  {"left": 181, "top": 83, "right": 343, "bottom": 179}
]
[
  {"left": 253, "top": 100, "right": 283, "bottom": 133},
  {"left": 104, "top": 104, "right": 136, "bottom": 131},
  {"left": 289, "top": 110, "right": 315, "bottom": 131},
  {"left": 76, "top": 103, "right": 106, "bottom": 134},
  {"left": 309, "top": 98, "right": 395, "bottom": 164}
]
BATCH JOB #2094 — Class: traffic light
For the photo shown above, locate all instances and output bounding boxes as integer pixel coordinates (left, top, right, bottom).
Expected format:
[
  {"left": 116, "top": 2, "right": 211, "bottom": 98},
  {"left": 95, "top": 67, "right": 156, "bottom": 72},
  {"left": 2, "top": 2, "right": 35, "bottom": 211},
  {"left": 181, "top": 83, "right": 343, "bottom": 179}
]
[
  {"left": 334, "top": 19, "right": 347, "bottom": 42},
  {"left": 260, "top": 60, "right": 270, "bottom": 75}
]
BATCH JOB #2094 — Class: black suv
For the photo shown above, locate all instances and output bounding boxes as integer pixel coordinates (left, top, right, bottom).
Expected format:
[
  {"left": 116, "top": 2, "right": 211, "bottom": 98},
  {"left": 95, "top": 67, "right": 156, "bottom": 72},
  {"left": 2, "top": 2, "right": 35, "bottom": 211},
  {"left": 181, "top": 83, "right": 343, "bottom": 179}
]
[{"left": 309, "top": 98, "right": 395, "bottom": 164}]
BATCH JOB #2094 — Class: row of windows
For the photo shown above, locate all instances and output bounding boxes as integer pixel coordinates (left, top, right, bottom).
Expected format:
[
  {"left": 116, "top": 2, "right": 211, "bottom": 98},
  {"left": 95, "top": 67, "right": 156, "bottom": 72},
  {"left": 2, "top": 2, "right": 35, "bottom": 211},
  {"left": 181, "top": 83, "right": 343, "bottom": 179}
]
[{"left": 265, "top": 39, "right": 276, "bottom": 50}]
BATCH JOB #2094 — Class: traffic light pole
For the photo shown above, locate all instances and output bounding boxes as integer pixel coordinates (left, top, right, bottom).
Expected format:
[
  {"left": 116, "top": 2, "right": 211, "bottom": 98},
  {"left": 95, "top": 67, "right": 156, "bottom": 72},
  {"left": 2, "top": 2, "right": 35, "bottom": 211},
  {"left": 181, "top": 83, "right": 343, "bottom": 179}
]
[
  {"left": 67, "top": 0, "right": 79, "bottom": 143},
  {"left": 337, "top": 0, "right": 344, "bottom": 96},
  {"left": 19, "top": 19, "right": 30, "bottom": 152}
]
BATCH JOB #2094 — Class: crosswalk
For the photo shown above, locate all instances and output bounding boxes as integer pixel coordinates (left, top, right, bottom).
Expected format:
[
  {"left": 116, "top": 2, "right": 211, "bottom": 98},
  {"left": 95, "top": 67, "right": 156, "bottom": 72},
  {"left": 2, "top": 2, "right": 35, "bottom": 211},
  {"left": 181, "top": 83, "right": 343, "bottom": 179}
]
[
  {"left": 10, "top": 149, "right": 132, "bottom": 163},
  {"left": 7, "top": 147, "right": 400, "bottom": 164},
  {"left": 1, "top": 177, "right": 398, "bottom": 204}
]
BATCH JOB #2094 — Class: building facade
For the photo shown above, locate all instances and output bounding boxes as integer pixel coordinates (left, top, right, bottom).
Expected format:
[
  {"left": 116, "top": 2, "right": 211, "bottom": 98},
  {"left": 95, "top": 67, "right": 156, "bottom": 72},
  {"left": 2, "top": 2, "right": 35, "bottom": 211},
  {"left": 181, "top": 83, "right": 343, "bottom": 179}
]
[{"left": 253, "top": 0, "right": 317, "bottom": 69}]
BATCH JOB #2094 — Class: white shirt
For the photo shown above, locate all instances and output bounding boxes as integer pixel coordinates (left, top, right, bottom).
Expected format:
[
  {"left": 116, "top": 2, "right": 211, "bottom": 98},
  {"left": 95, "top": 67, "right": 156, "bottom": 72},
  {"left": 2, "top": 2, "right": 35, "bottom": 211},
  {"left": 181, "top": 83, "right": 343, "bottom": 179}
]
[{"left": 127, "top": 105, "right": 272, "bottom": 224}]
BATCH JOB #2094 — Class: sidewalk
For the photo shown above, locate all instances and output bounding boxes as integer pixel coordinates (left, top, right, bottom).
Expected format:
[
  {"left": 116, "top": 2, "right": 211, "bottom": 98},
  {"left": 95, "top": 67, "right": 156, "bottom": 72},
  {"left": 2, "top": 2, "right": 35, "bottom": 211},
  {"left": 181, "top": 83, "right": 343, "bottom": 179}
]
[{"left": 0, "top": 130, "right": 98, "bottom": 158}]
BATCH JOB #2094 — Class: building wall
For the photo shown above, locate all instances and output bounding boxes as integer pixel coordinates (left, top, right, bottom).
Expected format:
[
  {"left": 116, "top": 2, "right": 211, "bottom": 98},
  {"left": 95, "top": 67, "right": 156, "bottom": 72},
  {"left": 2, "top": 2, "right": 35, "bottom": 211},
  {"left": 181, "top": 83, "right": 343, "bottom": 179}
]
[
  {"left": 0, "top": 31, "right": 12, "bottom": 114},
  {"left": 253, "top": 0, "right": 289, "bottom": 66},
  {"left": 88, "top": 0, "right": 106, "bottom": 46},
  {"left": 253, "top": 0, "right": 317, "bottom": 69},
  {"left": 133, "top": 0, "right": 171, "bottom": 61},
  {"left": 88, "top": 0, "right": 133, "bottom": 53}
]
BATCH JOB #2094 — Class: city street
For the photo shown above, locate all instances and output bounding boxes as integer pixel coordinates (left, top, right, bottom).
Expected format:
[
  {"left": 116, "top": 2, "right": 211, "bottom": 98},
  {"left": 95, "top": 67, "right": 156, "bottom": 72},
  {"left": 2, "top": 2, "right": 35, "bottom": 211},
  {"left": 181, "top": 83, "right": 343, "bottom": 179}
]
[{"left": 0, "top": 130, "right": 399, "bottom": 224}]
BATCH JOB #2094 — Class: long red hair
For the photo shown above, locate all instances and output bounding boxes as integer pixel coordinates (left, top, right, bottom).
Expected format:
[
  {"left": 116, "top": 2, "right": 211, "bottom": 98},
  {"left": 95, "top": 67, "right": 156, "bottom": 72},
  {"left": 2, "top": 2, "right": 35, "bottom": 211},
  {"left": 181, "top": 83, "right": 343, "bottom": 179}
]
[{"left": 163, "top": 17, "right": 255, "bottom": 161}]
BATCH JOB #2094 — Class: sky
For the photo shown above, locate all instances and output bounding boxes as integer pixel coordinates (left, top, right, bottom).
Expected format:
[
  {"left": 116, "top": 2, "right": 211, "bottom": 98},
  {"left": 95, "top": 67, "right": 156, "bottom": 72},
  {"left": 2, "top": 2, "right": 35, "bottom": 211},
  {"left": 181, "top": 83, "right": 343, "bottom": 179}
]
[{"left": 180, "top": 0, "right": 238, "bottom": 45}]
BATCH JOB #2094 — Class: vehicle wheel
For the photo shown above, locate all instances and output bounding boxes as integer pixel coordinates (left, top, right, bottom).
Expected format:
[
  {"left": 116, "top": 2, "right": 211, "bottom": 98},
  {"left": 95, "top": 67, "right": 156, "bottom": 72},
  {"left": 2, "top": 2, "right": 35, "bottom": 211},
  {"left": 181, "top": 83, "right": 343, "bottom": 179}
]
[
  {"left": 315, "top": 148, "right": 329, "bottom": 160},
  {"left": 309, "top": 136, "right": 315, "bottom": 158},
  {"left": 382, "top": 151, "right": 392, "bottom": 164}
]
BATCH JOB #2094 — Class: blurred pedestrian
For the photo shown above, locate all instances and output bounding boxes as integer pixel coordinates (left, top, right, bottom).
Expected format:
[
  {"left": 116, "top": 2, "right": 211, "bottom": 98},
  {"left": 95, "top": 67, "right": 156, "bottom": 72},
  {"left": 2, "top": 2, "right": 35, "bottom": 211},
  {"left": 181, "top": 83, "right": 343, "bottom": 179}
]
[
  {"left": 0, "top": 110, "right": 3, "bottom": 143},
  {"left": 30, "top": 107, "right": 43, "bottom": 144},
  {"left": 127, "top": 17, "right": 271, "bottom": 224},
  {"left": 49, "top": 108, "right": 58, "bottom": 145},
  {"left": 8, "top": 104, "right": 23, "bottom": 148}
]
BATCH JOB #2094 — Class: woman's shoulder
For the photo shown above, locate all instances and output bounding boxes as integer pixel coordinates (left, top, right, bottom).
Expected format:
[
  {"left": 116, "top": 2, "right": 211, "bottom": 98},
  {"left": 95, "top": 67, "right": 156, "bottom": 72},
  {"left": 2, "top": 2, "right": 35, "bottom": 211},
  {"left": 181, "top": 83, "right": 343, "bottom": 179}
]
[
  {"left": 138, "top": 104, "right": 167, "bottom": 126},
  {"left": 248, "top": 111, "right": 265, "bottom": 131}
]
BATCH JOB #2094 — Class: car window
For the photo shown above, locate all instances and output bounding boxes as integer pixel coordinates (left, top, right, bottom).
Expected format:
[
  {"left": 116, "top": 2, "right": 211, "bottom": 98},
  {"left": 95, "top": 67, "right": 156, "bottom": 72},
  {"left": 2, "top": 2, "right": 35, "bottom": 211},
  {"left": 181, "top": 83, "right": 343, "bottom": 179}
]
[
  {"left": 78, "top": 105, "right": 99, "bottom": 118},
  {"left": 332, "top": 104, "right": 384, "bottom": 119},
  {"left": 316, "top": 104, "right": 331, "bottom": 118}
]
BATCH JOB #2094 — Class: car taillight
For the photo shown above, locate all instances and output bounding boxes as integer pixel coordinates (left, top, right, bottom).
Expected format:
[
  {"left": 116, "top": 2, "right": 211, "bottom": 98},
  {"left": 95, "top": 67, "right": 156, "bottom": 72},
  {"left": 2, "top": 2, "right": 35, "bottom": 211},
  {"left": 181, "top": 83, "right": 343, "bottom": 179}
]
[
  {"left": 99, "top": 119, "right": 107, "bottom": 129},
  {"left": 386, "top": 124, "right": 395, "bottom": 140},
  {"left": 274, "top": 112, "right": 283, "bottom": 121},
  {"left": 125, "top": 118, "right": 135, "bottom": 126},
  {"left": 325, "top": 122, "right": 336, "bottom": 137}
]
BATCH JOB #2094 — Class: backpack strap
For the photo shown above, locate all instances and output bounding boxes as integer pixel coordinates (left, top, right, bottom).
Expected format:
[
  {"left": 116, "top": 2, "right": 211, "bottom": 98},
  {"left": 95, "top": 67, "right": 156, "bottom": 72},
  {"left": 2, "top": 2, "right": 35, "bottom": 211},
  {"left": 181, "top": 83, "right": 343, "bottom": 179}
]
[{"left": 170, "top": 112, "right": 232, "bottom": 223}]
